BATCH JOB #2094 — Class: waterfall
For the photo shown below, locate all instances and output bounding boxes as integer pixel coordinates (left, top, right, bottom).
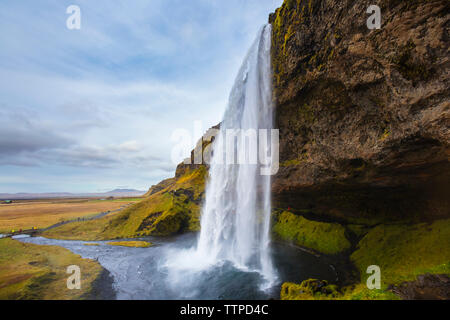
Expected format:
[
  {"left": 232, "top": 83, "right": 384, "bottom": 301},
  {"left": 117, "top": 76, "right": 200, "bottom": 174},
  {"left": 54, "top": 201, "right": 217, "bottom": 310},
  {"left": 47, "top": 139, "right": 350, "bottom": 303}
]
[{"left": 196, "top": 24, "right": 277, "bottom": 286}]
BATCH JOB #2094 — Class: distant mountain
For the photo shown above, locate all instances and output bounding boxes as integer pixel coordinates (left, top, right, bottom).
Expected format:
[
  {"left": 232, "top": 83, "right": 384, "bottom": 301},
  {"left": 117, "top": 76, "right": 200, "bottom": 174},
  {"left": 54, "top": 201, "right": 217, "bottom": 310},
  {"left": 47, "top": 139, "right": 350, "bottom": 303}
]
[
  {"left": 106, "top": 189, "right": 142, "bottom": 194},
  {"left": 0, "top": 189, "right": 146, "bottom": 200}
]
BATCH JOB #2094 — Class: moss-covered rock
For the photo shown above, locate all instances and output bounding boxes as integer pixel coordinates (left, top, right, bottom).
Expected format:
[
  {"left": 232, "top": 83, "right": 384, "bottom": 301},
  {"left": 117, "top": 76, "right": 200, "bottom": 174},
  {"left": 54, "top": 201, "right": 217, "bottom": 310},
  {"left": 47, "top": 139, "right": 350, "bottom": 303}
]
[
  {"left": 281, "top": 279, "right": 341, "bottom": 300},
  {"left": 272, "top": 211, "right": 351, "bottom": 255},
  {"left": 281, "top": 279, "right": 401, "bottom": 300},
  {"left": 278, "top": 215, "right": 450, "bottom": 300},
  {"left": 270, "top": 0, "right": 450, "bottom": 225},
  {"left": 350, "top": 218, "right": 450, "bottom": 286},
  {"left": 108, "top": 165, "right": 207, "bottom": 238},
  {"left": 271, "top": 1, "right": 449, "bottom": 300},
  {"left": 346, "top": 224, "right": 370, "bottom": 238},
  {"left": 340, "top": 284, "right": 400, "bottom": 300}
]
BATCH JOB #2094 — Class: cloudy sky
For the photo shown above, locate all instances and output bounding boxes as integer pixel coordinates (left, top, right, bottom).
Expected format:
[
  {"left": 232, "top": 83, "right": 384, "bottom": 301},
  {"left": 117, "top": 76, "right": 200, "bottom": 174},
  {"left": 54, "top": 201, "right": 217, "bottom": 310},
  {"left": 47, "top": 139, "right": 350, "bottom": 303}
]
[{"left": 0, "top": 0, "right": 282, "bottom": 193}]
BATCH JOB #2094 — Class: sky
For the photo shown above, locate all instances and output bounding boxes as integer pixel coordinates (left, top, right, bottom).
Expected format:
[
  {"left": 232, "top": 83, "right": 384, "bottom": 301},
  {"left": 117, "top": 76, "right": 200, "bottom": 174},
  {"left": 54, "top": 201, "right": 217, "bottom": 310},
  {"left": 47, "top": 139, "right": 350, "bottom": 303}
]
[{"left": 0, "top": 0, "right": 282, "bottom": 193}]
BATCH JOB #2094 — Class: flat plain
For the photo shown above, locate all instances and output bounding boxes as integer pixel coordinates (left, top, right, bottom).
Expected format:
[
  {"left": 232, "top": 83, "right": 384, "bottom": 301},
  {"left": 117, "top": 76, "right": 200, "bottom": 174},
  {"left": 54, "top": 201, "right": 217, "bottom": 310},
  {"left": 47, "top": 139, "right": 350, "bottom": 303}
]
[{"left": 0, "top": 198, "right": 141, "bottom": 233}]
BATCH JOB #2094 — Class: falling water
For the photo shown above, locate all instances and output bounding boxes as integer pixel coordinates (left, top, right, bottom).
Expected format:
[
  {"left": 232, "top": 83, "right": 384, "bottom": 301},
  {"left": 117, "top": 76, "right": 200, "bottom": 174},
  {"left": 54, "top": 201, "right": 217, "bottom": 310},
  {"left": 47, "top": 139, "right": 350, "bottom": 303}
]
[
  {"left": 196, "top": 24, "right": 277, "bottom": 286},
  {"left": 11, "top": 25, "right": 342, "bottom": 300}
]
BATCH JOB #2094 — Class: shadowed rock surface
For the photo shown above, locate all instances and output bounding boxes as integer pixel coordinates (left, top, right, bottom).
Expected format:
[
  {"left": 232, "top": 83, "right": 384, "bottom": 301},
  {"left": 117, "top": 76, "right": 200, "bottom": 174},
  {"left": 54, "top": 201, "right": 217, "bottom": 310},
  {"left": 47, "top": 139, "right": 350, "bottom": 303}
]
[
  {"left": 270, "top": 0, "right": 449, "bottom": 224},
  {"left": 39, "top": 0, "right": 449, "bottom": 300},
  {"left": 269, "top": 0, "right": 449, "bottom": 300},
  {"left": 390, "top": 274, "right": 450, "bottom": 300}
]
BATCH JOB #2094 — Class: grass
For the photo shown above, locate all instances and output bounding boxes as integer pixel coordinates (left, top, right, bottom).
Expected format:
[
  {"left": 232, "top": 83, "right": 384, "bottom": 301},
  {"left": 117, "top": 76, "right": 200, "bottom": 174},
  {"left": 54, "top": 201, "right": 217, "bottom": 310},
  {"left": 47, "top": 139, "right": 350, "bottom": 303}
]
[
  {"left": 0, "top": 238, "right": 103, "bottom": 300},
  {"left": 342, "top": 284, "right": 400, "bottom": 300},
  {"left": 280, "top": 218, "right": 450, "bottom": 300},
  {"left": 281, "top": 280, "right": 341, "bottom": 300},
  {"left": 90, "top": 198, "right": 143, "bottom": 203},
  {"left": 43, "top": 166, "right": 207, "bottom": 241},
  {"left": 0, "top": 198, "right": 140, "bottom": 233},
  {"left": 42, "top": 193, "right": 185, "bottom": 240},
  {"left": 350, "top": 218, "right": 450, "bottom": 286},
  {"left": 273, "top": 211, "right": 351, "bottom": 255},
  {"left": 281, "top": 280, "right": 400, "bottom": 300},
  {"left": 42, "top": 211, "right": 121, "bottom": 241},
  {"left": 106, "top": 241, "right": 153, "bottom": 248}
]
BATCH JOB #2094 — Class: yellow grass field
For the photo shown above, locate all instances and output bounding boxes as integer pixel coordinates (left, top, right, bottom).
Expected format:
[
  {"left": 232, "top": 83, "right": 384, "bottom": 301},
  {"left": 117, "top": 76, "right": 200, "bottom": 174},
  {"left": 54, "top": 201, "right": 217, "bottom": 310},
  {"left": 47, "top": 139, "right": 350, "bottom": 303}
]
[
  {"left": 0, "top": 238, "right": 103, "bottom": 299},
  {"left": 0, "top": 198, "right": 141, "bottom": 233}
]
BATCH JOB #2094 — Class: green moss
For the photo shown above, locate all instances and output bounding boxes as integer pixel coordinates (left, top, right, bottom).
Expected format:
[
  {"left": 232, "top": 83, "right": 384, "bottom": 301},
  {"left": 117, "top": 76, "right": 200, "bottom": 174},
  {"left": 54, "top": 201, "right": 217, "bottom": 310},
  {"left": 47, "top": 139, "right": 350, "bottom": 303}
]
[
  {"left": 280, "top": 151, "right": 309, "bottom": 167},
  {"left": 281, "top": 279, "right": 341, "bottom": 300},
  {"left": 101, "top": 190, "right": 190, "bottom": 238},
  {"left": 308, "top": 54, "right": 317, "bottom": 65},
  {"left": 273, "top": 211, "right": 351, "bottom": 255},
  {"left": 283, "top": 25, "right": 295, "bottom": 55},
  {"left": 285, "top": 0, "right": 296, "bottom": 10},
  {"left": 281, "top": 280, "right": 400, "bottom": 300},
  {"left": 351, "top": 219, "right": 450, "bottom": 286},
  {"left": 346, "top": 224, "right": 369, "bottom": 238},
  {"left": 298, "top": 103, "right": 315, "bottom": 123},
  {"left": 270, "top": 0, "right": 348, "bottom": 91},
  {"left": 280, "top": 159, "right": 302, "bottom": 167},
  {"left": 106, "top": 241, "right": 153, "bottom": 248},
  {"left": 328, "top": 48, "right": 335, "bottom": 60},
  {"left": 341, "top": 284, "right": 400, "bottom": 300},
  {"left": 380, "top": 128, "right": 391, "bottom": 141}
]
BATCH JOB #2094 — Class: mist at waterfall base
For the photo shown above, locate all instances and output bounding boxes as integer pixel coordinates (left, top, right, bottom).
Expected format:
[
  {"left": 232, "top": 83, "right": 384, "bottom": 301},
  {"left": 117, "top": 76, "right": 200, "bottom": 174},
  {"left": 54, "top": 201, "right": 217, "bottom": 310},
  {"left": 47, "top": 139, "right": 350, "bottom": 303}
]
[
  {"left": 18, "top": 26, "right": 337, "bottom": 299},
  {"left": 165, "top": 24, "right": 277, "bottom": 292},
  {"left": 20, "top": 234, "right": 337, "bottom": 299}
]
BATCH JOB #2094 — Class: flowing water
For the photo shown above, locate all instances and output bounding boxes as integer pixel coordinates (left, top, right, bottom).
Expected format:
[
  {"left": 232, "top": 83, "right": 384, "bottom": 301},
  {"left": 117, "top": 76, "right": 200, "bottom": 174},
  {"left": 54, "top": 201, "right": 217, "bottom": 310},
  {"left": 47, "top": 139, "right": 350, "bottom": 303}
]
[
  {"left": 193, "top": 24, "right": 276, "bottom": 287},
  {"left": 15, "top": 25, "right": 338, "bottom": 299},
  {"left": 18, "top": 234, "right": 337, "bottom": 300}
]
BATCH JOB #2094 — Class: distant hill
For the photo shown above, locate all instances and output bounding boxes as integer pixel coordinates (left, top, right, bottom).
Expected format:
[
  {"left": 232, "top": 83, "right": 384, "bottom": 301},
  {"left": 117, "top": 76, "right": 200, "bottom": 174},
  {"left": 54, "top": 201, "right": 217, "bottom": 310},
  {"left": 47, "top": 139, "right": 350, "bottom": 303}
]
[{"left": 0, "top": 189, "right": 146, "bottom": 200}]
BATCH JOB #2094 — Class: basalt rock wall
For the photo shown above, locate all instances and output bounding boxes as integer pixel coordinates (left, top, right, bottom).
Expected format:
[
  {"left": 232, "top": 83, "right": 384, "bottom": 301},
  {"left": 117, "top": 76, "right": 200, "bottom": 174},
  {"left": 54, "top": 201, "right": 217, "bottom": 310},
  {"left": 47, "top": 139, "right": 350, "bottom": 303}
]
[{"left": 270, "top": 0, "right": 449, "bottom": 224}]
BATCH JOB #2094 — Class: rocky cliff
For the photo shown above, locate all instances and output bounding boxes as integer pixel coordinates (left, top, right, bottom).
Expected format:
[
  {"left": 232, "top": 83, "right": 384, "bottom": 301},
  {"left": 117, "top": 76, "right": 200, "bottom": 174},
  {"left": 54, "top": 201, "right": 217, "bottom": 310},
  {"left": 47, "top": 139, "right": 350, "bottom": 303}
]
[
  {"left": 270, "top": 0, "right": 449, "bottom": 299},
  {"left": 270, "top": 0, "right": 449, "bottom": 224},
  {"left": 43, "top": 0, "right": 449, "bottom": 299}
]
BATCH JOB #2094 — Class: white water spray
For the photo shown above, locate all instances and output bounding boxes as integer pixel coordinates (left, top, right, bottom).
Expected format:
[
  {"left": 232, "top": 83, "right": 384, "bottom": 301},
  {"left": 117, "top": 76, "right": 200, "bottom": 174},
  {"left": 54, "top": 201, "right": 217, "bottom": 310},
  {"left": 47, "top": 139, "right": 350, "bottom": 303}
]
[{"left": 196, "top": 24, "right": 277, "bottom": 286}]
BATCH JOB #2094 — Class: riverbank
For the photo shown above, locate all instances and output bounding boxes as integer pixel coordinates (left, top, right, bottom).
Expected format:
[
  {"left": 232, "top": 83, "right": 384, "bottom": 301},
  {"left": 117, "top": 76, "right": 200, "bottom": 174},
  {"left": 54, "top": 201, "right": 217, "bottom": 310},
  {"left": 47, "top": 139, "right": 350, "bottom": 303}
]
[
  {"left": 0, "top": 237, "right": 115, "bottom": 300},
  {"left": 36, "top": 190, "right": 450, "bottom": 300},
  {"left": 14, "top": 233, "right": 338, "bottom": 300},
  {"left": 274, "top": 211, "right": 450, "bottom": 300}
]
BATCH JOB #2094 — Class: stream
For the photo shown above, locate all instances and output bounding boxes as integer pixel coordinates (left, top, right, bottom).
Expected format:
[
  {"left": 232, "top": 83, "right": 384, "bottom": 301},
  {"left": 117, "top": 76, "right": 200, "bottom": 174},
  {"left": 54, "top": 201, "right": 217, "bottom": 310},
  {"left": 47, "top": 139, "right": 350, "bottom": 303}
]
[
  {"left": 13, "top": 24, "right": 340, "bottom": 301},
  {"left": 18, "top": 233, "right": 337, "bottom": 300}
]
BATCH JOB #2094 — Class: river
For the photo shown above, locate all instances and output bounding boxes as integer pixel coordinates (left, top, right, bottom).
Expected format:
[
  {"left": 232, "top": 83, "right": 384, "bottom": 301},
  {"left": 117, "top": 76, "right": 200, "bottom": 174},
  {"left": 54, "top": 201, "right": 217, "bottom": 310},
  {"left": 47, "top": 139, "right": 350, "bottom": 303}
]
[
  {"left": 15, "top": 24, "right": 338, "bottom": 300},
  {"left": 18, "top": 233, "right": 336, "bottom": 300}
]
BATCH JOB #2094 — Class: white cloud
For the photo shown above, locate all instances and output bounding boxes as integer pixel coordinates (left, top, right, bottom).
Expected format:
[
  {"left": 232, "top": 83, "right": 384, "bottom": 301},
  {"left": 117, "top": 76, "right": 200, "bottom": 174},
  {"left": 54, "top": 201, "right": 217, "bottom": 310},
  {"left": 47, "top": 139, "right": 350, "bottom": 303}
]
[{"left": 0, "top": 0, "right": 283, "bottom": 193}]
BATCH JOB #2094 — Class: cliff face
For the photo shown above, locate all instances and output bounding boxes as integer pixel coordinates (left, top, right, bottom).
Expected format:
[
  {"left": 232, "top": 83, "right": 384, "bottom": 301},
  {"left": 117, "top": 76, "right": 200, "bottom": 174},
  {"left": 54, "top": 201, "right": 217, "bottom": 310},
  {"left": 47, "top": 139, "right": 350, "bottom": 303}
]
[
  {"left": 270, "top": 0, "right": 449, "bottom": 225},
  {"left": 270, "top": 0, "right": 450, "bottom": 299}
]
